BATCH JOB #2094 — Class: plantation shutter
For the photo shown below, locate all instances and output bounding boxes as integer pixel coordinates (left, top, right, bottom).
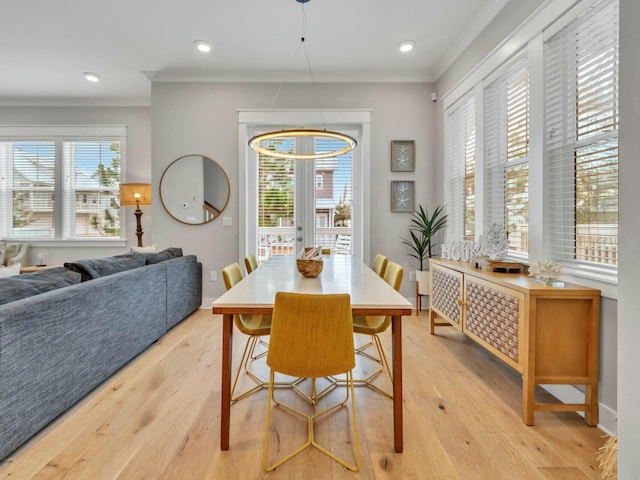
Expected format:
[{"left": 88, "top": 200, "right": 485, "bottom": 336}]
[
  {"left": 446, "top": 95, "right": 475, "bottom": 241},
  {"left": 1, "top": 141, "right": 56, "bottom": 238},
  {"left": 484, "top": 57, "right": 529, "bottom": 256},
  {"left": 545, "top": 0, "right": 618, "bottom": 268}
]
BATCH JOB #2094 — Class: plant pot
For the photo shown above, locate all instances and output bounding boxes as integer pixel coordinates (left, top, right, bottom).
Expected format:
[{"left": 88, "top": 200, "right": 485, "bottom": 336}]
[{"left": 415, "top": 269, "right": 430, "bottom": 295}]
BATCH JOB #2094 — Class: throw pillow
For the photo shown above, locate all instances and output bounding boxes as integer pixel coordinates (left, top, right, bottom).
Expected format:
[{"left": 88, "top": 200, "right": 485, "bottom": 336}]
[
  {"left": 64, "top": 251, "right": 146, "bottom": 281},
  {"left": 145, "top": 247, "right": 183, "bottom": 265},
  {"left": 130, "top": 244, "right": 157, "bottom": 253},
  {"left": 0, "top": 263, "right": 21, "bottom": 278},
  {"left": 0, "top": 267, "right": 82, "bottom": 306}
]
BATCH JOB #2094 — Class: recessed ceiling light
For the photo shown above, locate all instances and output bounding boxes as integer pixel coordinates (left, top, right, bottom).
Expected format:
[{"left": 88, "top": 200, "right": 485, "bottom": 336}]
[
  {"left": 83, "top": 72, "right": 101, "bottom": 83},
  {"left": 194, "top": 40, "right": 212, "bottom": 53},
  {"left": 399, "top": 40, "right": 415, "bottom": 53}
]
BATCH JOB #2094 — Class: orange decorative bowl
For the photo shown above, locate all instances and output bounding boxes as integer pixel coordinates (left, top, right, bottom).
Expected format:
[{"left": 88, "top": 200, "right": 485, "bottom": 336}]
[{"left": 296, "top": 258, "right": 323, "bottom": 278}]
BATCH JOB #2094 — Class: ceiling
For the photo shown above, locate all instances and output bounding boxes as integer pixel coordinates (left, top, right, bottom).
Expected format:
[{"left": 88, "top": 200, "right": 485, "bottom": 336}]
[{"left": 0, "top": 0, "right": 510, "bottom": 104}]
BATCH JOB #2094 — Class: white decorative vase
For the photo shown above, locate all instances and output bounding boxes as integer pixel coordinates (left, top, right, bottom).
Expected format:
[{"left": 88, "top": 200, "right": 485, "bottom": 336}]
[{"left": 416, "top": 269, "right": 430, "bottom": 295}]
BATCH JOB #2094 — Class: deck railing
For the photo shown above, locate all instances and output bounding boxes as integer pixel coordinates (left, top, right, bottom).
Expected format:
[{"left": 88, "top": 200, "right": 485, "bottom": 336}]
[{"left": 257, "top": 226, "right": 352, "bottom": 263}]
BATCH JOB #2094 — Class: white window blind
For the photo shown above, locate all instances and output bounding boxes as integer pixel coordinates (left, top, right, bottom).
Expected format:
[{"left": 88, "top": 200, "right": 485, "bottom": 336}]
[
  {"left": 484, "top": 57, "right": 530, "bottom": 257},
  {"left": 0, "top": 127, "right": 124, "bottom": 241},
  {"left": 545, "top": 0, "right": 618, "bottom": 270},
  {"left": 1, "top": 141, "right": 56, "bottom": 238},
  {"left": 63, "top": 141, "right": 121, "bottom": 238},
  {"left": 256, "top": 138, "right": 295, "bottom": 261},
  {"left": 314, "top": 138, "right": 353, "bottom": 253},
  {"left": 446, "top": 96, "right": 475, "bottom": 241}
]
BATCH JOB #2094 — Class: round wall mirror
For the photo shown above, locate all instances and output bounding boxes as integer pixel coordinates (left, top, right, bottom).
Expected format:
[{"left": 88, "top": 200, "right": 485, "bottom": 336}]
[{"left": 159, "top": 154, "right": 230, "bottom": 225}]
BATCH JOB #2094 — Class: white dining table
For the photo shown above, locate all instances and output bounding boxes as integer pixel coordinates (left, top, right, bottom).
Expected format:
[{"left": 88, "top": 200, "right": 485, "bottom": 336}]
[{"left": 211, "top": 254, "right": 413, "bottom": 453}]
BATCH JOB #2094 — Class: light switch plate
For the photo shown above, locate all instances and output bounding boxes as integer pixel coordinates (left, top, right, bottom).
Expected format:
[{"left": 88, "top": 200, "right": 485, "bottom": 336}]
[{"left": 222, "top": 216, "right": 232, "bottom": 227}]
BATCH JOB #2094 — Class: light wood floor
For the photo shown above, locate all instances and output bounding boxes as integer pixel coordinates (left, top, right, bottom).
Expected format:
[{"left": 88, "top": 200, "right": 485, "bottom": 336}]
[{"left": 0, "top": 309, "right": 606, "bottom": 480}]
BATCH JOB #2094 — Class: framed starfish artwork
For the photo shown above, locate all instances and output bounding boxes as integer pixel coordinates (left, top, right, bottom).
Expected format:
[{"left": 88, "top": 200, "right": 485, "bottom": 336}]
[
  {"left": 390, "top": 140, "right": 415, "bottom": 172},
  {"left": 391, "top": 180, "right": 415, "bottom": 212}
]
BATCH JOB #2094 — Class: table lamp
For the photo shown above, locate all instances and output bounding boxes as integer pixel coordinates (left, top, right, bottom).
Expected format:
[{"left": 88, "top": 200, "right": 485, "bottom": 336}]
[{"left": 120, "top": 183, "right": 152, "bottom": 247}]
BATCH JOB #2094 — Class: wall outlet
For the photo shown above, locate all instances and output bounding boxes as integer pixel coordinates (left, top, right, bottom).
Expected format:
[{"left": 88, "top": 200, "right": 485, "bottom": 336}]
[
  {"left": 409, "top": 271, "right": 416, "bottom": 282},
  {"left": 209, "top": 271, "right": 217, "bottom": 282}
]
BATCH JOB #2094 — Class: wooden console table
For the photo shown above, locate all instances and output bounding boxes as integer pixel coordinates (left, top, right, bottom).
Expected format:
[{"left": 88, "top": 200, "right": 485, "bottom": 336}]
[{"left": 429, "top": 258, "right": 600, "bottom": 426}]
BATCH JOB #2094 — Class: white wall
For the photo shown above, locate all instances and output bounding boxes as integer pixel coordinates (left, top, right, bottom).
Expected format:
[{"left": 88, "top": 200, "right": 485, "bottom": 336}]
[
  {"left": 0, "top": 106, "right": 151, "bottom": 264},
  {"left": 617, "top": 0, "right": 640, "bottom": 476},
  {"left": 151, "top": 82, "right": 438, "bottom": 302}
]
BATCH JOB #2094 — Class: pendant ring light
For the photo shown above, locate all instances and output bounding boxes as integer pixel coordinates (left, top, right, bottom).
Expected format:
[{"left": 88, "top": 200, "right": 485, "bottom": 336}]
[{"left": 248, "top": 0, "right": 357, "bottom": 160}]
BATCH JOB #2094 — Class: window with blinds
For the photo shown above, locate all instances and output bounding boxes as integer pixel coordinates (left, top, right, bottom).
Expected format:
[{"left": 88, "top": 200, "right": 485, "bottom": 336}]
[
  {"left": 315, "top": 138, "right": 352, "bottom": 252},
  {"left": 63, "top": 141, "right": 121, "bottom": 238},
  {"left": 446, "top": 96, "right": 475, "bottom": 241},
  {"left": 545, "top": 0, "right": 618, "bottom": 269},
  {"left": 0, "top": 134, "right": 123, "bottom": 240},
  {"left": 484, "top": 57, "right": 530, "bottom": 257}
]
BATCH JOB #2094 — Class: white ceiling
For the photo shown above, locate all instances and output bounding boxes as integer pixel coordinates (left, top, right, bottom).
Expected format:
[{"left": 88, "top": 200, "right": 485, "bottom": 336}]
[{"left": 0, "top": 0, "right": 510, "bottom": 104}]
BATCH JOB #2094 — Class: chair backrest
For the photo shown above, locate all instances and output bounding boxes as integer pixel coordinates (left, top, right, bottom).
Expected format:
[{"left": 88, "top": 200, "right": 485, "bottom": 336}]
[
  {"left": 222, "top": 263, "right": 243, "bottom": 291},
  {"left": 268, "top": 292, "right": 355, "bottom": 378},
  {"left": 383, "top": 261, "right": 403, "bottom": 291},
  {"left": 372, "top": 254, "right": 388, "bottom": 278},
  {"left": 244, "top": 254, "right": 258, "bottom": 274}
]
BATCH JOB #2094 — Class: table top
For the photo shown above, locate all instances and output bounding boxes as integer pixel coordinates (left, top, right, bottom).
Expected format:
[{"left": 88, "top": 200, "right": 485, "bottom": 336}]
[{"left": 212, "top": 255, "right": 412, "bottom": 314}]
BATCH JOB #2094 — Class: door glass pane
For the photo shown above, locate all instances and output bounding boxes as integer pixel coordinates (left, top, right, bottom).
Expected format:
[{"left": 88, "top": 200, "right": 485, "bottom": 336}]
[
  {"left": 256, "top": 138, "right": 295, "bottom": 263},
  {"left": 314, "top": 138, "right": 352, "bottom": 253}
]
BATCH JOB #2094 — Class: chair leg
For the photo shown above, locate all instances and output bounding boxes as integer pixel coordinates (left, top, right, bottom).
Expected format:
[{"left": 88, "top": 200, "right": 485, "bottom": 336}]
[
  {"left": 346, "top": 334, "right": 393, "bottom": 398},
  {"left": 232, "top": 335, "right": 297, "bottom": 403},
  {"left": 263, "top": 372, "right": 360, "bottom": 473}
]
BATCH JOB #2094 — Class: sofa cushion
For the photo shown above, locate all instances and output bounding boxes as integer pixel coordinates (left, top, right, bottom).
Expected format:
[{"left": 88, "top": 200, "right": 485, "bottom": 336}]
[
  {"left": 64, "top": 251, "right": 146, "bottom": 281},
  {"left": 0, "top": 267, "right": 82, "bottom": 306},
  {"left": 145, "top": 247, "right": 183, "bottom": 265}
]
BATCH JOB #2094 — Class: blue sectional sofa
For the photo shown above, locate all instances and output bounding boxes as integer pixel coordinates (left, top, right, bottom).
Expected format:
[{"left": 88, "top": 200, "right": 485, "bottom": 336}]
[{"left": 0, "top": 250, "right": 202, "bottom": 461}]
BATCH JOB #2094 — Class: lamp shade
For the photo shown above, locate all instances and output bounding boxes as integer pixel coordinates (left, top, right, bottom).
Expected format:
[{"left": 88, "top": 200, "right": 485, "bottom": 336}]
[{"left": 120, "top": 183, "right": 152, "bottom": 206}]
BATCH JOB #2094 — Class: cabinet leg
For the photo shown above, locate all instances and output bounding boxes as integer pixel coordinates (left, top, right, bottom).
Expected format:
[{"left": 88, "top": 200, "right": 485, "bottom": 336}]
[
  {"left": 584, "top": 384, "right": 599, "bottom": 426},
  {"left": 429, "top": 309, "right": 435, "bottom": 335},
  {"left": 522, "top": 377, "right": 535, "bottom": 426}
]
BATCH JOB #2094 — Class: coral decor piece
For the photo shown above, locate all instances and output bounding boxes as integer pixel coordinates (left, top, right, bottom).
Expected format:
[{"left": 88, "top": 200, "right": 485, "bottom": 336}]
[{"left": 528, "top": 260, "right": 563, "bottom": 283}]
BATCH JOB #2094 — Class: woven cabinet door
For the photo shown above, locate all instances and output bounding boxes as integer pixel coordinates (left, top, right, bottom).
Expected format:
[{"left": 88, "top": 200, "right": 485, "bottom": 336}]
[
  {"left": 430, "top": 263, "right": 464, "bottom": 331},
  {"left": 463, "top": 275, "right": 525, "bottom": 372}
]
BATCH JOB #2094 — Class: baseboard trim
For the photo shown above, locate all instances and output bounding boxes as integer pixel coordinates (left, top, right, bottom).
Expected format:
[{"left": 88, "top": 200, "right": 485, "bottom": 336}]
[
  {"left": 541, "top": 384, "right": 617, "bottom": 434},
  {"left": 200, "top": 297, "right": 215, "bottom": 309}
]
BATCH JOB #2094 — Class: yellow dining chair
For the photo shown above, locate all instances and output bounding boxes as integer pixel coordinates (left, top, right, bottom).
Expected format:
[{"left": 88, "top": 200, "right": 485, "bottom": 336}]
[
  {"left": 222, "top": 263, "right": 274, "bottom": 402},
  {"left": 263, "top": 292, "right": 360, "bottom": 472},
  {"left": 352, "top": 261, "right": 403, "bottom": 398},
  {"left": 372, "top": 253, "right": 387, "bottom": 278},
  {"left": 244, "top": 254, "right": 258, "bottom": 274}
]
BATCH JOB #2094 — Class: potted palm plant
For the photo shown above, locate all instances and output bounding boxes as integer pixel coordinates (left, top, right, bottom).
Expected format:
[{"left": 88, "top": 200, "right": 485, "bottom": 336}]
[{"left": 401, "top": 204, "right": 448, "bottom": 295}]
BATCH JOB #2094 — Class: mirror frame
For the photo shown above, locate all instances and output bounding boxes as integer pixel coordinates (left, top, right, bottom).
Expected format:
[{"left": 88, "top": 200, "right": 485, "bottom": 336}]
[{"left": 159, "top": 154, "right": 230, "bottom": 225}]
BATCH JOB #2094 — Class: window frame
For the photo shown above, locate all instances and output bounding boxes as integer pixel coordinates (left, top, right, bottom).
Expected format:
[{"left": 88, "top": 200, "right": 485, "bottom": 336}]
[
  {"left": 544, "top": 0, "right": 619, "bottom": 281},
  {"left": 0, "top": 125, "right": 127, "bottom": 245},
  {"left": 441, "top": 0, "right": 619, "bottom": 295}
]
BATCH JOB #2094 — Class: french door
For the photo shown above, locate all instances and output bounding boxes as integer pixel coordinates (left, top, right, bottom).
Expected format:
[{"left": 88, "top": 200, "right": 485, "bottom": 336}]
[{"left": 252, "top": 134, "right": 355, "bottom": 263}]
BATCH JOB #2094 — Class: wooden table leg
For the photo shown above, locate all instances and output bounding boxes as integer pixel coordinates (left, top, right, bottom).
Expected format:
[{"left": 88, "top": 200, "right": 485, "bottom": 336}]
[
  {"left": 220, "top": 313, "right": 233, "bottom": 450},
  {"left": 391, "top": 314, "right": 403, "bottom": 453}
]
